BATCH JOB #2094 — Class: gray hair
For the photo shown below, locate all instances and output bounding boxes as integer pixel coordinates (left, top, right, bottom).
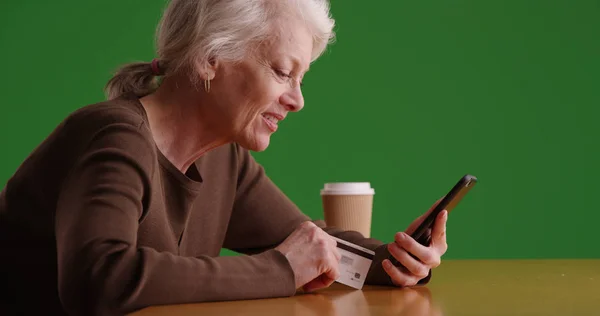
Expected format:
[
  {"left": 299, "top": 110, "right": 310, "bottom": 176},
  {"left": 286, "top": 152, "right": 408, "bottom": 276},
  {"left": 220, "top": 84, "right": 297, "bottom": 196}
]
[{"left": 105, "top": 0, "right": 335, "bottom": 99}]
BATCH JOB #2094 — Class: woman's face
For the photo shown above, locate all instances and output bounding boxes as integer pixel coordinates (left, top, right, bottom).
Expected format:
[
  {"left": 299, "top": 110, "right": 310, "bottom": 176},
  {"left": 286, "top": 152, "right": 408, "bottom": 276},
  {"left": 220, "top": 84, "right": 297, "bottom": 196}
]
[{"left": 206, "top": 20, "right": 313, "bottom": 151}]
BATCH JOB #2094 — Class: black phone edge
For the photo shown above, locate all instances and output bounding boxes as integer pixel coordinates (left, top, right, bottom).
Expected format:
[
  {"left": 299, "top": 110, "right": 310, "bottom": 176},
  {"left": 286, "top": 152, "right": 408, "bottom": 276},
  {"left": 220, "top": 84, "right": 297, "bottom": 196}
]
[
  {"left": 411, "top": 174, "right": 477, "bottom": 243},
  {"left": 388, "top": 174, "right": 477, "bottom": 267}
]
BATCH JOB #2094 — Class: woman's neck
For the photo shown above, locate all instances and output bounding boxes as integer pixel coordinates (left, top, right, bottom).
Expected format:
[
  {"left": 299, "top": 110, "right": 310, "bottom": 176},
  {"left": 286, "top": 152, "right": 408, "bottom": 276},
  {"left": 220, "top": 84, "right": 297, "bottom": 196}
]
[{"left": 139, "top": 75, "right": 229, "bottom": 173}]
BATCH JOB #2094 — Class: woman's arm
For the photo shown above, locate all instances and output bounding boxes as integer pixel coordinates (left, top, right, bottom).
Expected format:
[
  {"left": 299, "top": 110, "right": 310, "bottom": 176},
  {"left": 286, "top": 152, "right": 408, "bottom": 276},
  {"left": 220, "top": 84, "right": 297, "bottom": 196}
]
[
  {"left": 55, "top": 119, "right": 296, "bottom": 316},
  {"left": 221, "top": 146, "right": 391, "bottom": 281},
  {"left": 222, "top": 144, "right": 311, "bottom": 254},
  {"left": 223, "top": 145, "right": 435, "bottom": 288},
  {"left": 223, "top": 144, "right": 386, "bottom": 252}
]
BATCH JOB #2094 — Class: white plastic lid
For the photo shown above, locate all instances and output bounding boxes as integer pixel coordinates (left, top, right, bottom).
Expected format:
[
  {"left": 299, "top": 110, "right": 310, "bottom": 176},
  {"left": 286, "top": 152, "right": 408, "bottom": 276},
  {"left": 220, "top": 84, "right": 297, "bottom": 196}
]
[{"left": 320, "top": 182, "right": 375, "bottom": 195}]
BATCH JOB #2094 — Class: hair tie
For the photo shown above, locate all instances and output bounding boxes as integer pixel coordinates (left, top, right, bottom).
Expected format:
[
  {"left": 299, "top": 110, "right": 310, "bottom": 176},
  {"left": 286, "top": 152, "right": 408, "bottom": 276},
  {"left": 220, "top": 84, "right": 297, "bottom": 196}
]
[{"left": 150, "top": 59, "right": 161, "bottom": 76}]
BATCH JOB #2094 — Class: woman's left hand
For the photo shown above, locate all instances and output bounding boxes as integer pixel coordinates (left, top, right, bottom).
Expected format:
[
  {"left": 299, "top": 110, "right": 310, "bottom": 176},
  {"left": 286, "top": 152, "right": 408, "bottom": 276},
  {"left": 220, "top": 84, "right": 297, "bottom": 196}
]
[{"left": 381, "top": 200, "right": 449, "bottom": 287}]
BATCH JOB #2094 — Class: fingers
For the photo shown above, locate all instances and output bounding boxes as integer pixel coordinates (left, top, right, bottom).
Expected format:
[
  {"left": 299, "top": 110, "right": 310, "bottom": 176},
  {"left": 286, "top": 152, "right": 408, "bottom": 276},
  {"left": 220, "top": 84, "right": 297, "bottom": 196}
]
[
  {"left": 303, "top": 248, "right": 339, "bottom": 293},
  {"left": 314, "top": 228, "right": 340, "bottom": 288},
  {"left": 431, "top": 210, "right": 448, "bottom": 254},
  {"left": 431, "top": 196, "right": 444, "bottom": 210},
  {"left": 422, "top": 197, "right": 444, "bottom": 220},
  {"left": 331, "top": 246, "right": 341, "bottom": 262},
  {"left": 318, "top": 230, "right": 341, "bottom": 272},
  {"left": 387, "top": 243, "right": 430, "bottom": 279},
  {"left": 395, "top": 232, "right": 440, "bottom": 267},
  {"left": 420, "top": 197, "right": 444, "bottom": 220},
  {"left": 280, "top": 221, "right": 343, "bottom": 290},
  {"left": 325, "top": 247, "right": 341, "bottom": 280},
  {"left": 404, "top": 197, "right": 445, "bottom": 235},
  {"left": 382, "top": 259, "right": 420, "bottom": 287},
  {"left": 329, "top": 239, "right": 341, "bottom": 264},
  {"left": 324, "top": 266, "right": 339, "bottom": 285},
  {"left": 303, "top": 274, "right": 335, "bottom": 292},
  {"left": 305, "top": 221, "right": 337, "bottom": 251},
  {"left": 385, "top": 199, "right": 448, "bottom": 289}
]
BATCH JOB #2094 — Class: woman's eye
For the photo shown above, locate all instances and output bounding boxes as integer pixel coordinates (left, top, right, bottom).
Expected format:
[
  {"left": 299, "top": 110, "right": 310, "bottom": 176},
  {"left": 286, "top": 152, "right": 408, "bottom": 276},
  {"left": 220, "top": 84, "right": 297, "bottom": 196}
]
[
  {"left": 275, "top": 69, "right": 291, "bottom": 79},
  {"left": 274, "top": 68, "right": 303, "bottom": 88}
]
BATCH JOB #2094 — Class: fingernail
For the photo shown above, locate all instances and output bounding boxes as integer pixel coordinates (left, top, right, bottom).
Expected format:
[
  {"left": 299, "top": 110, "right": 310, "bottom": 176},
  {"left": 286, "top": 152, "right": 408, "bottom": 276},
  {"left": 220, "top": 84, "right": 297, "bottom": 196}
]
[
  {"left": 443, "top": 210, "right": 448, "bottom": 218},
  {"left": 383, "top": 260, "right": 392, "bottom": 269},
  {"left": 398, "top": 232, "right": 405, "bottom": 240}
]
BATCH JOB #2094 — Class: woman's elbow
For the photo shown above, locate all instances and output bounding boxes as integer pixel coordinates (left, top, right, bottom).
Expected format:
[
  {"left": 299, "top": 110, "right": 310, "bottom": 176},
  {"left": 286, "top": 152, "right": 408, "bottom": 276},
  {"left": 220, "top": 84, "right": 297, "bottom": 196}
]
[{"left": 58, "top": 248, "right": 141, "bottom": 315}]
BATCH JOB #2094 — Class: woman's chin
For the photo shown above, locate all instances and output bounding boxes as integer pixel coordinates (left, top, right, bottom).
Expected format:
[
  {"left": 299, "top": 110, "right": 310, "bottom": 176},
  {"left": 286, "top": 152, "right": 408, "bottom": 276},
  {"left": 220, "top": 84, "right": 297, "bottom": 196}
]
[
  {"left": 258, "top": 134, "right": 273, "bottom": 151},
  {"left": 239, "top": 134, "right": 271, "bottom": 152}
]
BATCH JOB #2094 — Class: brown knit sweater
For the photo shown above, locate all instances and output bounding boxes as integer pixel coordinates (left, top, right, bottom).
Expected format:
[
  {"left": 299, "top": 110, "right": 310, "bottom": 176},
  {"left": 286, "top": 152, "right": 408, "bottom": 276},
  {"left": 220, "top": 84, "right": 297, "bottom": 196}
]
[{"left": 0, "top": 96, "right": 423, "bottom": 316}]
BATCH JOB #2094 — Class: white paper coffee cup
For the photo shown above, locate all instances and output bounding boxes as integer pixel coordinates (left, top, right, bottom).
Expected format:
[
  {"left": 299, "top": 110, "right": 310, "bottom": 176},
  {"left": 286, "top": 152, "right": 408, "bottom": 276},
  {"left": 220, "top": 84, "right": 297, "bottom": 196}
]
[{"left": 321, "top": 183, "right": 375, "bottom": 238}]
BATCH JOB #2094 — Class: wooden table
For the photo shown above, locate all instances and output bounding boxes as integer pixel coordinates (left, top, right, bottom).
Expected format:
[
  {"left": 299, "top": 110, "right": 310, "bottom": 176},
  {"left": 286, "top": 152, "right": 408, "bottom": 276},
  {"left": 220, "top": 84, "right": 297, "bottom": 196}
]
[{"left": 130, "top": 260, "right": 600, "bottom": 315}]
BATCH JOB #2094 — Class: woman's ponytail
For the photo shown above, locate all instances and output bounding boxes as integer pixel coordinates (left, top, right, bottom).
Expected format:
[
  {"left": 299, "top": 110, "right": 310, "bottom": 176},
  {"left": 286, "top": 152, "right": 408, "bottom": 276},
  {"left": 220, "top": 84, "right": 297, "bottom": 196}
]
[{"left": 104, "top": 60, "right": 163, "bottom": 100}]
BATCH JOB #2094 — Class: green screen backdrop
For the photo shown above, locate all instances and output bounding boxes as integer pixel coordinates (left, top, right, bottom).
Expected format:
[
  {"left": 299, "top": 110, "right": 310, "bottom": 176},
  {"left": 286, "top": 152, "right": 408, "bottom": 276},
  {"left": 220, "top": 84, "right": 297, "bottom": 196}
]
[{"left": 1, "top": 0, "right": 598, "bottom": 259}]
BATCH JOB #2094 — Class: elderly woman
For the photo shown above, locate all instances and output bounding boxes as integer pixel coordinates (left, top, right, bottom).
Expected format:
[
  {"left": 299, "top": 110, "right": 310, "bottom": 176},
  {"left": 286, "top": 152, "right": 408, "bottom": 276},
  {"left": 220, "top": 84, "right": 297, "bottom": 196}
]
[{"left": 0, "top": 0, "right": 448, "bottom": 315}]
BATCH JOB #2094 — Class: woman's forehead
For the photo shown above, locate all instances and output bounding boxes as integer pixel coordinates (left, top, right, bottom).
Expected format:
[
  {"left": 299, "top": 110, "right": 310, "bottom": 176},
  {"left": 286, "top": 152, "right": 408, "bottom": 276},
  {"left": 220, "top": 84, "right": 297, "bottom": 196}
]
[{"left": 262, "top": 23, "right": 313, "bottom": 69}]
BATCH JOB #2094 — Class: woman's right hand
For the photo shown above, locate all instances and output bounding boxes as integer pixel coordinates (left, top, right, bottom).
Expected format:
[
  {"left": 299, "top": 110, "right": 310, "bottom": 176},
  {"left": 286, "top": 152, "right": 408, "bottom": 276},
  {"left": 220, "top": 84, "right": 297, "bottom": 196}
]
[{"left": 275, "top": 221, "right": 341, "bottom": 292}]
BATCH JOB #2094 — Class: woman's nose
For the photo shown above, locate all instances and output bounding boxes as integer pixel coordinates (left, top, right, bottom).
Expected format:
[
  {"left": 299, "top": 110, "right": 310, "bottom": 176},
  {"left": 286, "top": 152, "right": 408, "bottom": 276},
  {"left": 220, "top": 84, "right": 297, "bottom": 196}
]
[{"left": 280, "top": 86, "right": 304, "bottom": 112}]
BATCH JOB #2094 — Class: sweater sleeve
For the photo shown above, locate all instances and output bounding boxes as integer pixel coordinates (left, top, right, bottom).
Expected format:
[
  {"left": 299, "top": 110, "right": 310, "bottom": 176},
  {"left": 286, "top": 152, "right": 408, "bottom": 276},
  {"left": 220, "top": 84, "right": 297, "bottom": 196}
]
[
  {"left": 55, "top": 121, "right": 296, "bottom": 316},
  {"left": 222, "top": 144, "right": 311, "bottom": 254},
  {"left": 221, "top": 145, "right": 431, "bottom": 288},
  {"left": 223, "top": 145, "right": 381, "bottom": 253}
]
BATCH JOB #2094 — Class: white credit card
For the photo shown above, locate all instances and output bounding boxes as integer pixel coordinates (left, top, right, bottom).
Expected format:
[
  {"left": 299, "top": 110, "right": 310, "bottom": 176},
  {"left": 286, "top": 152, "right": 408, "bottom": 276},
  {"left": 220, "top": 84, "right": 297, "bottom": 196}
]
[{"left": 332, "top": 236, "right": 375, "bottom": 290}]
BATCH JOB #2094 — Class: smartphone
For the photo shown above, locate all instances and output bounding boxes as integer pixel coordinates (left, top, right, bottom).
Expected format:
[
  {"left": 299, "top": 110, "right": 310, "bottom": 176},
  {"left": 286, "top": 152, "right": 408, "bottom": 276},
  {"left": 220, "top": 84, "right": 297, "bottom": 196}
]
[{"left": 390, "top": 174, "right": 477, "bottom": 266}]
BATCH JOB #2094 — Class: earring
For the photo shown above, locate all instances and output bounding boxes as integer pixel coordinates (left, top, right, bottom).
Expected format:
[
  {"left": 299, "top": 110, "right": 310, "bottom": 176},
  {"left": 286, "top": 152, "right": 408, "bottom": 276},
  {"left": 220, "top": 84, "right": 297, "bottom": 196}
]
[{"left": 204, "top": 73, "right": 211, "bottom": 93}]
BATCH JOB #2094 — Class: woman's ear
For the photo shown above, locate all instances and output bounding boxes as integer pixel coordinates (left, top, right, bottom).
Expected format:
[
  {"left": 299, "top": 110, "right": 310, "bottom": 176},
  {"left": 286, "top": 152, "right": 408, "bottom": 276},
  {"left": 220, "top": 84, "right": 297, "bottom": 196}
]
[{"left": 194, "top": 57, "right": 219, "bottom": 81}]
